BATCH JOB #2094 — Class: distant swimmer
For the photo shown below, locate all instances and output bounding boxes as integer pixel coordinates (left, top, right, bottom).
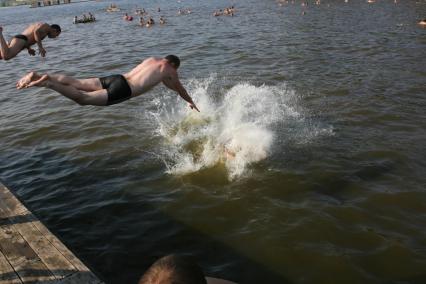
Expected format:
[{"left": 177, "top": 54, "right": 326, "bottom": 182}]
[
  {"left": 0, "top": 22, "right": 61, "bottom": 60},
  {"left": 146, "top": 17, "right": 155, "bottom": 27},
  {"left": 123, "top": 13, "right": 133, "bottom": 21},
  {"left": 16, "top": 55, "right": 200, "bottom": 111},
  {"left": 418, "top": 19, "right": 426, "bottom": 26}
]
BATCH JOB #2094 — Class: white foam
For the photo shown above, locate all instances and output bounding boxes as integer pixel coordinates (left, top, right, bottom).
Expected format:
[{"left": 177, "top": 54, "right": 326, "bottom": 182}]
[{"left": 145, "top": 75, "right": 329, "bottom": 180}]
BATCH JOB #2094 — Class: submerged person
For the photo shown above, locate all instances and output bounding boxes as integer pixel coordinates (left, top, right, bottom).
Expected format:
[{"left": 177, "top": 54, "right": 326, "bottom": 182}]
[
  {"left": 16, "top": 55, "right": 200, "bottom": 111},
  {"left": 0, "top": 22, "right": 61, "bottom": 60}
]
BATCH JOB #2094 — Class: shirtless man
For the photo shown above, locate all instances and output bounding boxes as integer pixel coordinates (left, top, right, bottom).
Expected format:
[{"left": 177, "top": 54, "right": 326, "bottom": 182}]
[
  {"left": 0, "top": 22, "right": 61, "bottom": 60},
  {"left": 16, "top": 55, "right": 200, "bottom": 111}
]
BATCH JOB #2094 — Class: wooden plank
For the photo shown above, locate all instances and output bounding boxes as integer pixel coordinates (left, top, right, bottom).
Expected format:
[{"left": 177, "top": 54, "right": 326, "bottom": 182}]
[
  {"left": 31, "top": 220, "right": 91, "bottom": 272},
  {"left": 0, "top": 249, "right": 23, "bottom": 284},
  {"left": 53, "top": 271, "right": 103, "bottom": 284},
  {"left": 0, "top": 187, "right": 77, "bottom": 279},
  {"left": 0, "top": 223, "right": 38, "bottom": 266},
  {"left": 0, "top": 185, "right": 28, "bottom": 218},
  {"left": 0, "top": 224, "right": 56, "bottom": 283},
  {"left": 12, "top": 216, "right": 77, "bottom": 280},
  {"left": 0, "top": 183, "right": 82, "bottom": 273},
  {"left": 0, "top": 182, "right": 104, "bottom": 283},
  {"left": 14, "top": 258, "right": 56, "bottom": 284}
]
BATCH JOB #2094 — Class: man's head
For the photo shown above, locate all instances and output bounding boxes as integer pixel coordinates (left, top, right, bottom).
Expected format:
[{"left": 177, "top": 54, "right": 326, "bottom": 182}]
[
  {"left": 48, "top": 24, "right": 61, "bottom": 38},
  {"left": 165, "top": 55, "right": 180, "bottom": 69},
  {"left": 138, "top": 254, "right": 207, "bottom": 284}
]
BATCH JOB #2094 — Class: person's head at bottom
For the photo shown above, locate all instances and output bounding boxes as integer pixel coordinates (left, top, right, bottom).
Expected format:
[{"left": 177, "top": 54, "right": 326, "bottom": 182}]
[{"left": 139, "top": 254, "right": 207, "bottom": 284}]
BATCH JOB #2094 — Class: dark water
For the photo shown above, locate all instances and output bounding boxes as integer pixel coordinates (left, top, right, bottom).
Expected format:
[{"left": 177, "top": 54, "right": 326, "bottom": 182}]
[{"left": 1, "top": 0, "right": 426, "bottom": 283}]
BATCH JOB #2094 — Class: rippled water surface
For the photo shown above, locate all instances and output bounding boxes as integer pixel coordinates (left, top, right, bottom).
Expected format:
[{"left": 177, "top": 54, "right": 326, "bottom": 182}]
[{"left": 1, "top": 0, "right": 426, "bottom": 283}]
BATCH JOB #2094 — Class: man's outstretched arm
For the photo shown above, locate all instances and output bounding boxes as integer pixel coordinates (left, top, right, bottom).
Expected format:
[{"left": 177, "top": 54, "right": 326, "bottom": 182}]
[
  {"left": 163, "top": 73, "right": 200, "bottom": 112},
  {"left": 33, "top": 23, "right": 49, "bottom": 57}
]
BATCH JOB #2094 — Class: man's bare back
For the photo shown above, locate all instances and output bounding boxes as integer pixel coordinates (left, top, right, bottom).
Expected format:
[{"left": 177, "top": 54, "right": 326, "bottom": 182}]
[
  {"left": 124, "top": 57, "right": 175, "bottom": 95},
  {"left": 124, "top": 57, "right": 193, "bottom": 102}
]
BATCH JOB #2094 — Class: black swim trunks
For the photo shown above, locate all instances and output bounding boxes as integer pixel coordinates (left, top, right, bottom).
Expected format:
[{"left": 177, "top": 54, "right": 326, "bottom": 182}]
[
  {"left": 14, "top": 34, "right": 28, "bottom": 42},
  {"left": 14, "top": 34, "right": 29, "bottom": 49},
  {"left": 99, "top": 75, "right": 132, "bottom": 105}
]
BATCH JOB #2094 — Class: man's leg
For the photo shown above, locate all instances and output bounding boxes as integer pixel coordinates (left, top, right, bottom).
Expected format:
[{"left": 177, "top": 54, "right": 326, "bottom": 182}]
[
  {"left": 17, "top": 72, "right": 108, "bottom": 106},
  {"left": 17, "top": 72, "right": 102, "bottom": 91},
  {"left": 0, "top": 28, "right": 10, "bottom": 60},
  {"left": 47, "top": 74, "right": 103, "bottom": 92},
  {"left": 0, "top": 29, "right": 25, "bottom": 60},
  {"left": 47, "top": 81, "right": 108, "bottom": 106}
]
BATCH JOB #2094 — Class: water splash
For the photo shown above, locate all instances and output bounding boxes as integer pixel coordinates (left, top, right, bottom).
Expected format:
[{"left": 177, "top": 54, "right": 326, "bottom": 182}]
[{"left": 147, "top": 75, "right": 304, "bottom": 180}]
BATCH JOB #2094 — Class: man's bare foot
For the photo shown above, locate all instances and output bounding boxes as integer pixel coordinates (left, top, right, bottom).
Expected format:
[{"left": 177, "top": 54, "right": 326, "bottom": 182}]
[
  {"left": 16, "top": 72, "right": 38, "bottom": 89},
  {"left": 16, "top": 72, "right": 46, "bottom": 89},
  {"left": 27, "top": 74, "right": 49, "bottom": 88}
]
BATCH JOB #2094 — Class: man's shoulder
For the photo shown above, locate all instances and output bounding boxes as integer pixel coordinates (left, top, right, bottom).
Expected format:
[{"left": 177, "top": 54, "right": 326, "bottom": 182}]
[
  {"left": 140, "top": 57, "right": 157, "bottom": 65},
  {"left": 145, "top": 57, "right": 163, "bottom": 62},
  {"left": 28, "top": 22, "right": 48, "bottom": 31},
  {"left": 31, "top": 22, "right": 47, "bottom": 27}
]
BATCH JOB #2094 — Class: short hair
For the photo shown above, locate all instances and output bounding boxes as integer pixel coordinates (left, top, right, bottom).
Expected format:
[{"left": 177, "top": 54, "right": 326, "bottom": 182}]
[
  {"left": 138, "top": 254, "right": 207, "bottom": 284},
  {"left": 165, "top": 55, "right": 180, "bottom": 69},
  {"left": 50, "top": 24, "right": 61, "bottom": 33}
]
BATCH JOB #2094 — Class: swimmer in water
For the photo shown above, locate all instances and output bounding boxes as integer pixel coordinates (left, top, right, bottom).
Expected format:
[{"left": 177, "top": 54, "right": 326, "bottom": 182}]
[
  {"left": 418, "top": 19, "right": 426, "bottom": 26},
  {"left": 16, "top": 55, "right": 200, "bottom": 111},
  {"left": 220, "top": 139, "right": 240, "bottom": 161},
  {"left": 223, "top": 146, "right": 236, "bottom": 160},
  {"left": 146, "top": 17, "right": 155, "bottom": 27},
  {"left": 88, "top": 12, "right": 96, "bottom": 21},
  {"left": 123, "top": 13, "right": 133, "bottom": 21},
  {"left": 0, "top": 22, "right": 61, "bottom": 60}
]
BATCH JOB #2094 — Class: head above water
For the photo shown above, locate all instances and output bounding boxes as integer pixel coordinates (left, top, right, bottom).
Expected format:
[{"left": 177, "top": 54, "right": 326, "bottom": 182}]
[
  {"left": 165, "top": 54, "right": 180, "bottom": 69},
  {"left": 138, "top": 254, "right": 207, "bottom": 284},
  {"left": 49, "top": 24, "right": 61, "bottom": 38}
]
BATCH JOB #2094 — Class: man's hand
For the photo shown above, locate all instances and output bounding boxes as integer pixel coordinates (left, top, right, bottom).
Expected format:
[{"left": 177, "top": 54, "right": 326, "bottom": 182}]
[
  {"left": 189, "top": 103, "right": 200, "bottom": 112},
  {"left": 39, "top": 47, "right": 46, "bottom": 57},
  {"left": 27, "top": 48, "right": 36, "bottom": 56}
]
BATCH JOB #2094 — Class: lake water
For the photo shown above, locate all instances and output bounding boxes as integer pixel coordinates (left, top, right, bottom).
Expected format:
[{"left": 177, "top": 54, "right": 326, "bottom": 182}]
[{"left": 1, "top": 0, "right": 426, "bottom": 283}]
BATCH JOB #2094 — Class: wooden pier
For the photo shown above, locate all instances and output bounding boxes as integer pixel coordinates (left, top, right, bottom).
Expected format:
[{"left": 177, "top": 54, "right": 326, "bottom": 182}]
[{"left": 0, "top": 182, "right": 104, "bottom": 284}]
